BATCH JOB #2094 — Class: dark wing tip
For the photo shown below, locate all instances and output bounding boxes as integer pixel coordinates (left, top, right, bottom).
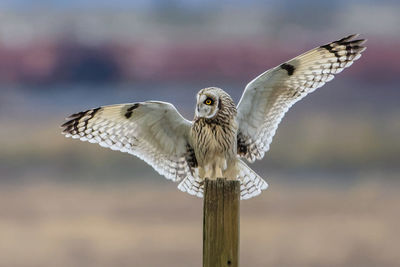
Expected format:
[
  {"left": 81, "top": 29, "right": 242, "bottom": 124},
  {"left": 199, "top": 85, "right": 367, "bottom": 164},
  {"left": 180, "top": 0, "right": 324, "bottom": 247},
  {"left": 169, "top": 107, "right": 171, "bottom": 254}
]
[
  {"left": 60, "top": 116, "right": 79, "bottom": 135},
  {"left": 322, "top": 34, "right": 366, "bottom": 46},
  {"left": 60, "top": 107, "right": 101, "bottom": 135},
  {"left": 320, "top": 34, "right": 367, "bottom": 61},
  {"left": 338, "top": 33, "right": 360, "bottom": 42}
]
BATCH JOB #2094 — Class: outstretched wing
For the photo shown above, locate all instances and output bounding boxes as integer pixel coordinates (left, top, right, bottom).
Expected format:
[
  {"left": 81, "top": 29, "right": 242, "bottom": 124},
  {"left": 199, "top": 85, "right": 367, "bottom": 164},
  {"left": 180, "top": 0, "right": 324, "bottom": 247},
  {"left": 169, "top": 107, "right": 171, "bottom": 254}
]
[
  {"left": 236, "top": 34, "right": 366, "bottom": 162},
  {"left": 61, "top": 101, "right": 195, "bottom": 182}
]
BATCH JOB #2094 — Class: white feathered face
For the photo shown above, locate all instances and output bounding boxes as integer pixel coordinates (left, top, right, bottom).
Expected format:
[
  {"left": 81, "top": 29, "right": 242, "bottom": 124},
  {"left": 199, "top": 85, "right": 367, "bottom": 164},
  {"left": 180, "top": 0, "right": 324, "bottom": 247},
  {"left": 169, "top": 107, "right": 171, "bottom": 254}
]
[{"left": 195, "top": 89, "right": 219, "bottom": 119}]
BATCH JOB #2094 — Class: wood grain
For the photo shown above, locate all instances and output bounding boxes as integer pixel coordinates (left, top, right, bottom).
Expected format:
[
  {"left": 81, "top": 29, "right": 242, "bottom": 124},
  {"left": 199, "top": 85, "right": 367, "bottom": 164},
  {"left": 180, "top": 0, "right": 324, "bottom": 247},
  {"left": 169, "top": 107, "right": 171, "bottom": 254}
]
[{"left": 203, "top": 178, "right": 240, "bottom": 267}]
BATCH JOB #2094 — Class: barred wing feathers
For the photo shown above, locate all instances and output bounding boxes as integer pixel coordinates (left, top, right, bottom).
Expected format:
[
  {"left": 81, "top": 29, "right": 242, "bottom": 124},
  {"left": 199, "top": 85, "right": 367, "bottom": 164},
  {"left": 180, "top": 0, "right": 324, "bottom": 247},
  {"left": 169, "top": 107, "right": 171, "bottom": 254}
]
[
  {"left": 61, "top": 101, "right": 193, "bottom": 182},
  {"left": 237, "top": 34, "right": 366, "bottom": 162}
]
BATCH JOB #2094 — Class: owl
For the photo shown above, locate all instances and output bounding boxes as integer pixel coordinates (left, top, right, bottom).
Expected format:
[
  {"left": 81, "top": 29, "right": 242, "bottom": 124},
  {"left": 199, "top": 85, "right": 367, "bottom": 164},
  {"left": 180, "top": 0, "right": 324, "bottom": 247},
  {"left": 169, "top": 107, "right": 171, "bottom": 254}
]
[{"left": 61, "top": 34, "right": 366, "bottom": 199}]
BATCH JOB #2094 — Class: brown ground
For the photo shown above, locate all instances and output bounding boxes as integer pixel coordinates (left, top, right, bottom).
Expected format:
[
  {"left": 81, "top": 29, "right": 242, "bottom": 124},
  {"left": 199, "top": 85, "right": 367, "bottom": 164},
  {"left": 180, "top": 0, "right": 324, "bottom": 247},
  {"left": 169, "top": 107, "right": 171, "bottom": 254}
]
[{"left": 0, "top": 180, "right": 399, "bottom": 267}]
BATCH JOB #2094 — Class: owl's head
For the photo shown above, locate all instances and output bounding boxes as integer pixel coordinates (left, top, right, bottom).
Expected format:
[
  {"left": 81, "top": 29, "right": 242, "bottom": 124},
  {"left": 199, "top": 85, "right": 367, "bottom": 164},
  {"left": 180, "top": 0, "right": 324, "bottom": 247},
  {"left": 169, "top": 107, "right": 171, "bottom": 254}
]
[{"left": 195, "top": 87, "right": 236, "bottom": 119}]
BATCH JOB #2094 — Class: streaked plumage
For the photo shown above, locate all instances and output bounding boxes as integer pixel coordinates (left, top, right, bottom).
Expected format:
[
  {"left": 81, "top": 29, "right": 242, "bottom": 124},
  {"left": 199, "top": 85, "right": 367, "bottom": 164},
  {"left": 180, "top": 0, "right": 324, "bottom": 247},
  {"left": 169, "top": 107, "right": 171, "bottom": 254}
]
[{"left": 61, "top": 34, "right": 366, "bottom": 199}]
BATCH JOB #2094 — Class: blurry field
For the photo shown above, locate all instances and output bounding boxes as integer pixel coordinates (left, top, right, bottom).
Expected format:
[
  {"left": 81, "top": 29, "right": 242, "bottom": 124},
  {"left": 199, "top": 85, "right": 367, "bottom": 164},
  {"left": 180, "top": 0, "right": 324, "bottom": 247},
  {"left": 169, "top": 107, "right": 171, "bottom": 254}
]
[{"left": 0, "top": 180, "right": 398, "bottom": 267}]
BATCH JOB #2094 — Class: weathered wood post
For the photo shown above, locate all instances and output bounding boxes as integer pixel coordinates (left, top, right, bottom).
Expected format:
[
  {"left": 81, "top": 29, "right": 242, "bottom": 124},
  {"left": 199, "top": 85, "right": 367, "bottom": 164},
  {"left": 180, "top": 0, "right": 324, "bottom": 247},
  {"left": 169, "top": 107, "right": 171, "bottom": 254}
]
[{"left": 203, "top": 178, "right": 240, "bottom": 267}]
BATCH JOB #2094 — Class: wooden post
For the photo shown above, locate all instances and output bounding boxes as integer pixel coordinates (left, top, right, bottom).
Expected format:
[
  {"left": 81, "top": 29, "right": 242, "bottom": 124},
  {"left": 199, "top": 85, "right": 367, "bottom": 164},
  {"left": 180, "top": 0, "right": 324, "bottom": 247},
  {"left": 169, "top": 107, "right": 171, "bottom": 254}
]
[{"left": 203, "top": 178, "right": 240, "bottom": 267}]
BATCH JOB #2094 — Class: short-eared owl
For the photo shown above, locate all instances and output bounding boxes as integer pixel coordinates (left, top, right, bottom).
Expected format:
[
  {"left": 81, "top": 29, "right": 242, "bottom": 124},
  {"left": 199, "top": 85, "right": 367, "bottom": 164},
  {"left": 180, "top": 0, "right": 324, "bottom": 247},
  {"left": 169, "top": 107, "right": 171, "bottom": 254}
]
[{"left": 62, "top": 34, "right": 366, "bottom": 199}]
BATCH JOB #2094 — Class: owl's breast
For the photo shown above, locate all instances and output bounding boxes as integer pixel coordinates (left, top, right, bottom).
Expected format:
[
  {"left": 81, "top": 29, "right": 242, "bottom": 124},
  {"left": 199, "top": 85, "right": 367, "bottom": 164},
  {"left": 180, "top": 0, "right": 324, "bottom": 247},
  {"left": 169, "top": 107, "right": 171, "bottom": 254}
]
[{"left": 191, "top": 118, "right": 237, "bottom": 165}]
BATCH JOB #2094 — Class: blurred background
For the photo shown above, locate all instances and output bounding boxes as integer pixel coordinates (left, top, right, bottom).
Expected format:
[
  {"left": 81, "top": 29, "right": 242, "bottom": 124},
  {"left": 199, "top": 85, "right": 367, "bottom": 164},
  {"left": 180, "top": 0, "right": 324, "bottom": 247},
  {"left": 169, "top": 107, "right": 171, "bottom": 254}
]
[{"left": 0, "top": 0, "right": 399, "bottom": 266}]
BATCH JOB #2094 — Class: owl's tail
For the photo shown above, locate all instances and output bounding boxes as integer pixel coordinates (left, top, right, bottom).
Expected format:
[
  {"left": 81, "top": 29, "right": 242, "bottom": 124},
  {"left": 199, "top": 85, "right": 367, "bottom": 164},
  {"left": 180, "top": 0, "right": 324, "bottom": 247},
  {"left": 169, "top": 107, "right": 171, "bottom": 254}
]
[
  {"left": 236, "top": 159, "right": 268, "bottom": 199},
  {"left": 177, "top": 159, "right": 268, "bottom": 200}
]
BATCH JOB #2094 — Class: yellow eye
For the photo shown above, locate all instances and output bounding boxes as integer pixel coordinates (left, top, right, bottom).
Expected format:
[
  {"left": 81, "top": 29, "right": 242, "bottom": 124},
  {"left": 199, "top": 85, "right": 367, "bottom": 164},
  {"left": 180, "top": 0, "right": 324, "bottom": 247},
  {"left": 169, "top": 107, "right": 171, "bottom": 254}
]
[{"left": 204, "top": 98, "right": 213, "bottom": 105}]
